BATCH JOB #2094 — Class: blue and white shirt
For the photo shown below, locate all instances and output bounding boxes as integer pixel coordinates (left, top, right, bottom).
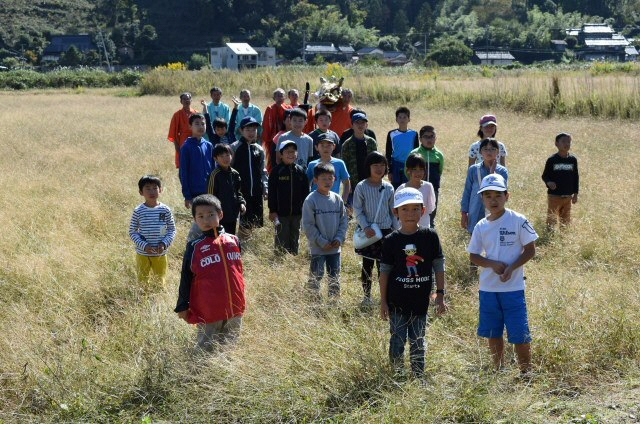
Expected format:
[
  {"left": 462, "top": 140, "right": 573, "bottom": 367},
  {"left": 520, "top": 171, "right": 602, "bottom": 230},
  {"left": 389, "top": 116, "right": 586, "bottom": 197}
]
[{"left": 129, "top": 203, "right": 176, "bottom": 256}]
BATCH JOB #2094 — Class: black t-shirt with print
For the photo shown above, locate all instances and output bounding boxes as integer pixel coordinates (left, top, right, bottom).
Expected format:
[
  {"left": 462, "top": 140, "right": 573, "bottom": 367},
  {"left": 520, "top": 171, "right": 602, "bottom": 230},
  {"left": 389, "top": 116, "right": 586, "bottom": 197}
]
[{"left": 381, "top": 228, "right": 444, "bottom": 315}]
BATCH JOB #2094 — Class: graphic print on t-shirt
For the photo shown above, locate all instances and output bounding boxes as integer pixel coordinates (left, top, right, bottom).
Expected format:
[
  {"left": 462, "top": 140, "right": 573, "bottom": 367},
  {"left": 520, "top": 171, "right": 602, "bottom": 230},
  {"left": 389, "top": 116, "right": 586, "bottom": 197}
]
[
  {"left": 499, "top": 226, "right": 517, "bottom": 247},
  {"left": 403, "top": 244, "right": 424, "bottom": 277}
]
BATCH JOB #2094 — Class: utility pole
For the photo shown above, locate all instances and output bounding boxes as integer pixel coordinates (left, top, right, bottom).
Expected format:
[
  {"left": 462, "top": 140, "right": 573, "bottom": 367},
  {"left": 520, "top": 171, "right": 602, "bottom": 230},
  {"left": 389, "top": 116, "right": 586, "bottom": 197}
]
[
  {"left": 95, "top": 22, "right": 112, "bottom": 72},
  {"left": 302, "top": 33, "right": 306, "bottom": 63}
]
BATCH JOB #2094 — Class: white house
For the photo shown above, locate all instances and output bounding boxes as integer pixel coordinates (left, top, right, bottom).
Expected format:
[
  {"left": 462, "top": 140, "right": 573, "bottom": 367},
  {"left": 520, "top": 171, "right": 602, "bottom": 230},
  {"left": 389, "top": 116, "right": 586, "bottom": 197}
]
[{"left": 210, "top": 43, "right": 276, "bottom": 70}]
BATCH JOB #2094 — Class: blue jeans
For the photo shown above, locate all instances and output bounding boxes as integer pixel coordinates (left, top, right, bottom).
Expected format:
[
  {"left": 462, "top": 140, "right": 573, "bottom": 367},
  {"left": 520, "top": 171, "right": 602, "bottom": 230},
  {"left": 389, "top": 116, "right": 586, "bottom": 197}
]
[
  {"left": 307, "top": 253, "right": 341, "bottom": 297},
  {"left": 389, "top": 312, "right": 427, "bottom": 377},
  {"left": 391, "top": 160, "right": 408, "bottom": 189}
]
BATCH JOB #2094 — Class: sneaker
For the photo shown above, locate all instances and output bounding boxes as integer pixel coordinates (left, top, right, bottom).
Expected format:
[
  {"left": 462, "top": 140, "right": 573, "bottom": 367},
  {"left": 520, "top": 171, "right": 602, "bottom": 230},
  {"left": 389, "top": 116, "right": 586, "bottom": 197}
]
[{"left": 360, "top": 296, "right": 374, "bottom": 308}]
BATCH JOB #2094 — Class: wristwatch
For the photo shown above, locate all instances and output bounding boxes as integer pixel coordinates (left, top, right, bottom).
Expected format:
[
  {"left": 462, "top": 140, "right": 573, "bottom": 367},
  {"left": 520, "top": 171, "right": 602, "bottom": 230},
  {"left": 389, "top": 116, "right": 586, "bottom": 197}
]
[{"left": 435, "top": 289, "right": 446, "bottom": 295}]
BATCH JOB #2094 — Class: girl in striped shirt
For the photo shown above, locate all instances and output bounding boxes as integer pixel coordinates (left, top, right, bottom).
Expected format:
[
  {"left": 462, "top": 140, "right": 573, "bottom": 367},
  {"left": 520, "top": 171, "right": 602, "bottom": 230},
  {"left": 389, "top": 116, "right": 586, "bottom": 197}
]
[{"left": 353, "top": 152, "right": 395, "bottom": 307}]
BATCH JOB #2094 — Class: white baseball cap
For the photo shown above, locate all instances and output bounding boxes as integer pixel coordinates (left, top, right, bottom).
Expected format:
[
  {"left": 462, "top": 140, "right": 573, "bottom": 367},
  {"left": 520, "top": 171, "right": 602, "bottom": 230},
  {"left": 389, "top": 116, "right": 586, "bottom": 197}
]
[
  {"left": 477, "top": 173, "right": 507, "bottom": 194},
  {"left": 394, "top": 187, "right": 423, "bottom": 208}
]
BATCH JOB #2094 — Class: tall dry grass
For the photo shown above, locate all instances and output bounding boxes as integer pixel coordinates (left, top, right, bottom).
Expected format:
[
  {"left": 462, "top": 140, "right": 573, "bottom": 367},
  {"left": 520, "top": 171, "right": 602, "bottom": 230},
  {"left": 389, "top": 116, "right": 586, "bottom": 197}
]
[
  {"left": 0, "top": 89, "right": 639, "bottom": 422},
  {"left": 140, "top": 64, "right": 640, "bottom": 119}
]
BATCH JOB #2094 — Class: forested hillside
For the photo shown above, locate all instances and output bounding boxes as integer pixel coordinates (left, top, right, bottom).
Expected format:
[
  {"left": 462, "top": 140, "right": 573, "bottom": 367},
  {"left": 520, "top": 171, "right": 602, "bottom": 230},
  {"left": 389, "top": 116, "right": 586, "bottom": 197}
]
[{"left": 1, "top": 0, "right": 639, "bottom": 65}]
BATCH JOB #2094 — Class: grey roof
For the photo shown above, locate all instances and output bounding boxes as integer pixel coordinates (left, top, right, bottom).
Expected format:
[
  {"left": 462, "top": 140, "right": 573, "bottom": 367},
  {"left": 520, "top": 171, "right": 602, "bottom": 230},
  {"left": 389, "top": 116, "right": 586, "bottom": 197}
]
[
  {"left": 584, "top": 38, "right": 629, "bottom": 47},
  {"left": 338, "top": 45, "right": 355, "bottom": 53},
  {"left": 582, "top": 23, "right": 614, "bottom": 34},
  {"left": 43, "top": 35, "right": 96, "bottom": 55},
  {"left": 626, "top": 46, "right": 639, "bottom": 55},
  {"left": 358, "top": 47, "right": 383, "bottom": 54},
  {"left": 551, "top": 40, "right": 567, "bottom": 45},
  {"left": 566, "top": 29, "right": 580, "bottom": 36},
  {"left": 304, "top": 43, "right": 337, "bottom": 54},
  {"left": 474, "top": 51, "right": 515, "bottom": 60},
  {"left": 383, "top": 51, "right": 406, "bottom": 59}
]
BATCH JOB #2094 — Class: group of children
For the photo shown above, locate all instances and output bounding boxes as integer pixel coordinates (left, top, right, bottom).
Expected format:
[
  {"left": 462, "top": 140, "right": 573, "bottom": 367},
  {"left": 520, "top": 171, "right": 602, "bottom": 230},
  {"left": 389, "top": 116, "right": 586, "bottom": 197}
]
[{"left": 128, "top": 89, "right": 580, "bottom": 377}]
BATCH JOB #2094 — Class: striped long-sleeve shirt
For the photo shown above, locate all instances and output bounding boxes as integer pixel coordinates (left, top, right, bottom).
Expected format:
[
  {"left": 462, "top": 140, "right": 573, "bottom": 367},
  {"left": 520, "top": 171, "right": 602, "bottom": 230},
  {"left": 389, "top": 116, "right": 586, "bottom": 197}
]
[
  {"left": 129, "top": 203, "right": 176, "bottom": 256},
  {"left": 353, "top": 179, "right": 395, "bottom": 230}
]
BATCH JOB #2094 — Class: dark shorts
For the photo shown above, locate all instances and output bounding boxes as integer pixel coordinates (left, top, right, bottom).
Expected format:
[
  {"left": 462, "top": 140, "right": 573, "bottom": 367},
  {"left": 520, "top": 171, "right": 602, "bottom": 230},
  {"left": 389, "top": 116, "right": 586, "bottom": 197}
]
[{"left": 240, "top": 194, "right": 264, "bottom": 228}]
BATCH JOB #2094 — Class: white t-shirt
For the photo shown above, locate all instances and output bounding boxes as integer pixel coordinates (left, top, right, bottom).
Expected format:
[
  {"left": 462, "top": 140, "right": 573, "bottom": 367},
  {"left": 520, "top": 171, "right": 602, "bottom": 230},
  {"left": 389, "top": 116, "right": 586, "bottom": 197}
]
[
  {"left": 467, "top": 209, "right": 538, "bottom": 292},
  {"left": 395, "top": 181, "right": 436, "bottom": 229},
  {"left": 277, "top": 131, "right": 314, "bottom": 168},
  {"left": 469, "top": 140, "right": 508, "bottom": 164}
]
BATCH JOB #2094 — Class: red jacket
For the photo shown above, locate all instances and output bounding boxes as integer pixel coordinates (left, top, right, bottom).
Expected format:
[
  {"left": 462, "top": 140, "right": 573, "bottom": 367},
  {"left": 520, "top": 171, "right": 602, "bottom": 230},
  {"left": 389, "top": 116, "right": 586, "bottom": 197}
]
[{"left": 175, "top": 228, "right": 245, "bottom": 324}]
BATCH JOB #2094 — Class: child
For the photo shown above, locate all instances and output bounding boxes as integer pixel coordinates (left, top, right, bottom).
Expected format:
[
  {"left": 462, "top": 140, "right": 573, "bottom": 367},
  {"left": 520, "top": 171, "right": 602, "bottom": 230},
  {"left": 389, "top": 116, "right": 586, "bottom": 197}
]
[
  {"left": 167, "top": 92, "right": 198, "bottom": 169},
  {"left": 461, "top": 138, "right": 508, "bottom": 234},
  {"left": 233, "top": 89, "right": 263, "bottom": 139},
  {"left": 129, "top": 175, "right": 176, "bottom": 286},
  {"left": 379, "top": 187, "right": 447, "bottom": 378},
  {"left": 408, "top": 125, "right": 444, "bottom": 227},
  {"left": 353, "top": 151, "right": 395, "bottom": 306},
  {"left": 341, "top": 112, "right": 378, "bottom": 209},
  {"left": 276, "top": 108, "right": 314, "bottom": 168},
  {"left": 468, "top": 174, "right": 538, "bottom": 374},
  {"left": 339, "top": 108, "right": 377, "bottom": 146},
  {"left": 201, "top": 97, "right": 238, "bottom": 146},
  {"left": 302, "top": 162, "right": 349, "bottom": 299},
  {"left": 541, "top": 132, "right": 579, "bottom": 228},
  {"left": 468, "top": 114, "right": 507, "bottom": 167},
  {"left": 268, "top": 140, "right": 310, "bottom": 255},
  {"left": 175, "top": 194, "right": 246, "bottom": 352},
  {"left": 208, "top": 143, "right": 246, "bottom": 235},
  {"left": 396, "top": 154, "right": 436, "bottom": 229},
  {"left": 309, "top": 109, "right": 341, "bottom": 160},
  {"left": 231, "top": 116, "right": 268, "bottom": 236},
  {"left": 306, "top": 133, "right": 350, "bottom": 205},
  {"left": 386, "top": 106, "right": 419, "bottom": 189}
]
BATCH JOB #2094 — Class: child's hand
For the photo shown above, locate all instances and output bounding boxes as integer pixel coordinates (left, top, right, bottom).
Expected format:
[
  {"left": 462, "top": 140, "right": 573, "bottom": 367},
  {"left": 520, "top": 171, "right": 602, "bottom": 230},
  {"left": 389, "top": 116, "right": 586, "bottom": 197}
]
[
  {"left": 185, "top": 199, "right": 192, "bottom": 209},
  {"left": 240, "top": 204, "right": 247, "bottom": 214},
  {"left": 460, "top": 212, "right": 468, "bottom": 230},
  {"left": 330, "top": 239, "right": 341, "bottom": 248},
  {"left": 231, "top": 96, "right": 240, "bottom": 106},
  {"left": 380, "top": 302, "right": 389, "bottom": 320},
  {"left": 157, "top": 243, "right": 166, "bottom": 254},
  {"left": 177, "top": 310, "right": 189, "bottom": 322},
  {"left": 322, "top": 243, "right": 334, "bottom": 251},
  {"left": 143, "top": 245, "right": 157, "bottom": 254},
  {"left": 364, "top": 227, "right": 376, "bottom": 238},
  {"left": 572, "top": 193, "right": 578, "bottom": 204},
  {"left": 268, "top": 212, "right": 278, "bottom": 222},
  {"left": 546, "top": 181, "right": 557, "bottom": 190},
  {"left": 490, "top": 261, "right": 507, "bottom": 276},
  {"left": 499, "top": 265, "right": 514, "bottom": 282},
  {"left": 200, "top": 99, "right": 207, "bottom": 107}
]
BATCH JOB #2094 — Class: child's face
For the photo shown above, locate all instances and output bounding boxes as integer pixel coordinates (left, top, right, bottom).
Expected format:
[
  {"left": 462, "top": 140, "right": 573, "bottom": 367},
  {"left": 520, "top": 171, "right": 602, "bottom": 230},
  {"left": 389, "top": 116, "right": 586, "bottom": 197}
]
[
  {"left": 481, "top": 190, "right": 508, "bottom": 215},
  {"left": 316, "top": 115, "right": 331, "bottom": 130},
  {"left": 215, "top": 152, "right": 232, "bottom": 168},
  {"left": 482, "top": 124, "right": 496, "bottom": 138},
  {"left": 281, "top": 146, "right": 298, "bottom": 164},
  {"left": 369, "top": 162, "right": 386, "bottom": 179},
  {"left": 406, "top": 166, "right": 425, "bottom": 183},
  {"left": 240, "top": 92, "right": 251, "bottom": 106},
  {"left": 420, "top": 132, "right": 436, "bottom": 148},
  {"left": 314, "top": 173, "right": 335, "bottom": 192},
  {"left": 190, "top": 117, "right": 206, "bottom": 138},
  {"left": 273, "top": 91, "right": 285, "bottom": 104},
  {"left": 352, "top": 119, "right": 367, "bottom": 134},
  {"left": 393, "top": 203, "right": 425, "bottom": 225},
  {"left": 480, "top": 144, "right": 498, "bottom": 162},
  {"left": 140, "top": 183, "right": 162, "bottom": 203},
  {"left": 194, "top": 205, "right": 222, "bottom": 231},
  {"left": 316, "top": 140, "right": 335, "bottom": 157},
  {"left": 396, "top": 113, "right": 410, "bottom": 127},
  {"left": 210, "top": 91, "right": 222, "bottom": 104},
  {"left": 242, "top": 125, "right": 259, "bottom": 142},
  {"left": 290, "top": 116, "right": 306, "bottom": 132},
  {"left": 556, "top": 135, "right": 571, "bottom": 153},
  {"left": 214, "top": 125, "right": 227, "bottom": 137}
]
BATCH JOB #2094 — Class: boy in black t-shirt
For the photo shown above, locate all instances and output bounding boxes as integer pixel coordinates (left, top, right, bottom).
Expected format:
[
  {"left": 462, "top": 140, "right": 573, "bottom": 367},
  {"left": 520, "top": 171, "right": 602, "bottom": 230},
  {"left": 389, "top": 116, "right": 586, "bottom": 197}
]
[
  {"left": 541, "top": 132, "right": 579, "bottom": 228},
  {"left": 379, "top": 187, "right": 448, "bottom": 378}
]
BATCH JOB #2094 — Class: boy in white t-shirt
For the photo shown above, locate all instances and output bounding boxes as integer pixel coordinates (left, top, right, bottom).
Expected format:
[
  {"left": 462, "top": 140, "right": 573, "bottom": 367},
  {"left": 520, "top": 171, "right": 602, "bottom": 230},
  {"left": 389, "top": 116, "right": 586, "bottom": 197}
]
[{"left": 467, "top": 174, "right": 538, "bottom": 374}]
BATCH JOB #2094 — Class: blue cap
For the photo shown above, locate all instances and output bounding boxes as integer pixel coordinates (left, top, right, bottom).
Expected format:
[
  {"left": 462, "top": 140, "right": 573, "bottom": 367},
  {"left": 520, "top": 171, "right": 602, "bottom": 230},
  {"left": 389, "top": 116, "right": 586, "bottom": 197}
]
[
  {"left": 351, "top": 112, "right": 368, "bottom": 123},
  {"left": 240, "top": 116, "right": 260, "bottom": 128},
  {"left": 279, "top": 140, "right": 297, "bottom": 152},
  {"left": 477, "top": 173, "right": 507, "bottom": 194}
]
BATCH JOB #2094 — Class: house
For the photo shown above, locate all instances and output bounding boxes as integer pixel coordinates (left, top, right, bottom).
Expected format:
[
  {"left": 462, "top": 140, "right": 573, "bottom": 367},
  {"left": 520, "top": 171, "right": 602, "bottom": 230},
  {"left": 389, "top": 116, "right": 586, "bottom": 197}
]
[
  {"left": 472, "top": 51, "right": 515, "bottom": 65},
  {"left": 357, "top": 47, "right": 384, "bottom": 59},
  {"left": 210, "top": 43, "right": 276, "bottom": 70},
  {"left": 550, "top": 40, "right": 567, "bottom": 52},
  {"left": 567, "top": 23, "right": 632, "bottom": 62},
  {"left": 42, "top": 35, "right": 97, "bottom": 62},
  {"left": 626, "top": 46, "right": 639, "bottom": 62},
  {"left": 303, "top": 43, "right": 355, "bottom": 62},
  {"left": 383, "top": 51, "right": 409, "bottom": 66}
]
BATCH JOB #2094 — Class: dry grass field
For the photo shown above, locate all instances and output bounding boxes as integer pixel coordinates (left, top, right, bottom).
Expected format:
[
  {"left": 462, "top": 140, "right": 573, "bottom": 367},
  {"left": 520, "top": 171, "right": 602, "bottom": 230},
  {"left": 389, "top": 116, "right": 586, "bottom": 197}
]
[{"left": 1, "top": 88, "right": 639, "bottom": 423}]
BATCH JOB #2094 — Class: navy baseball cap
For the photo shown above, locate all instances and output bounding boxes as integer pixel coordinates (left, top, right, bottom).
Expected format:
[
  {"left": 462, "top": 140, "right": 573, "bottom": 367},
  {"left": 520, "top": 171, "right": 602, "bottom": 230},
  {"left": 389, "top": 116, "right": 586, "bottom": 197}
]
[
  {"left": 316, "top": 133, "right": 335, "bottom": 144},
  {"left": 240, "top": 116, "right": 260, "bottom": 128},
  {"left": 351, "top": 112, "right": 368, "bottom": 123}
]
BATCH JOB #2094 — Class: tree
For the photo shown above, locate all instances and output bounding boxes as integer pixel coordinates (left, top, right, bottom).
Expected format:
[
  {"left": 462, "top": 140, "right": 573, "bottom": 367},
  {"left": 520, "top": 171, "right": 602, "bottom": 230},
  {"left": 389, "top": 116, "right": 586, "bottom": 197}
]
[
  {"left": 59, "top": 46, "right": 84, "bottom": 66},
  {"left": 426, "top": 36, "right": 473, "bottom": 66},
  {"left": 188, "top": 53, "right": 209, "bottom": 70}
]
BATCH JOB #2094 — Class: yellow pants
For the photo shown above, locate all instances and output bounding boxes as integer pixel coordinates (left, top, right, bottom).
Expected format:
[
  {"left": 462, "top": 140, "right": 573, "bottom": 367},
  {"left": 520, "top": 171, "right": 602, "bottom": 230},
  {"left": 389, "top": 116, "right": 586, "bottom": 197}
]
[{"left": 135, "top": 254, "right": 168, "bottom": 285}]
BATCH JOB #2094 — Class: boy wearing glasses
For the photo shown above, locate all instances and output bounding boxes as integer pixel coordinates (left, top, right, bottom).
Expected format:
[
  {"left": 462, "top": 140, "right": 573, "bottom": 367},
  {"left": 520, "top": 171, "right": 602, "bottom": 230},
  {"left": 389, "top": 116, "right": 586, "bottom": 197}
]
[{"left": 407, "top": 126, "right": 444, "bottom": 227}]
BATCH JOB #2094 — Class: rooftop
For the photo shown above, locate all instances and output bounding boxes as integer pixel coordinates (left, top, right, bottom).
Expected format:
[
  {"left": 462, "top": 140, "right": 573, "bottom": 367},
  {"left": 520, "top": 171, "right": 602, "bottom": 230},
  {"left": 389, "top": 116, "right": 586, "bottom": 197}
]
[
  {"left": 474, "top": 51, "right": 515, "bottom": 60},
  {"left": 226, "top": 43, "right": 257, "bottom": 55}
]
